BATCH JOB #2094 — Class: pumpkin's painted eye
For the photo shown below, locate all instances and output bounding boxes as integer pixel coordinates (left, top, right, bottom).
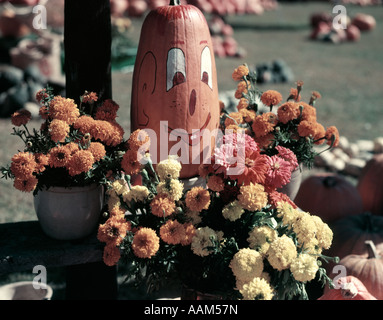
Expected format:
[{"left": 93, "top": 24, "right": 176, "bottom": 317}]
[
  {"left": 167, "top": 48, "right": 186, "bottom": 91},
  {"left": 201, "top": 46, "right": 213, "bottom": 90}
]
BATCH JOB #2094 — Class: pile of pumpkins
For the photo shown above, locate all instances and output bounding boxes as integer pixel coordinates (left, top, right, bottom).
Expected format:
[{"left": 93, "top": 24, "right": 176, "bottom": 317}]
[
  {"left": 294, "top": 152, "right": 383, "bottom": 300},
  {"left": 110, "top": 0, "right": 278, "bottom": 17},
  {"left": 309, "top": 12, "right": 376, "bottom": 44}
]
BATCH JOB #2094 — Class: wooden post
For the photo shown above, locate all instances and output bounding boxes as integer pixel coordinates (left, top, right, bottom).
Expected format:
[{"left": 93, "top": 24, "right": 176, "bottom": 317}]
[
  {"left": 64, "top": 0, "right": 112, "bottom": 104},
  {"left": 64, "top": 0, "right": 117, "bottom": 300}
]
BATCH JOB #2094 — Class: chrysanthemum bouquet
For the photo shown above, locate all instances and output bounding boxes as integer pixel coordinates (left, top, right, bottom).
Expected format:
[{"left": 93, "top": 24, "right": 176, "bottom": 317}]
[
  {"left": 222, "top": 64, "right": 340, "bottom": 169},
  {"left": 98, "top": 129, "right": 338, "bottom": 300},
  {"left": 1, "top": 87, "right": 126, "bottom": 194}
]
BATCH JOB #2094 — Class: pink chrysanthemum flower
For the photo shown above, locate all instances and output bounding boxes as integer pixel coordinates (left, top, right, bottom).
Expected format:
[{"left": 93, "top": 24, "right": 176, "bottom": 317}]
[
  {"left": 265, "top": 155, "right": 292, "bottom": 189},
  {"left": 275, "top": 146, "right": 299, "bottom": 172}
]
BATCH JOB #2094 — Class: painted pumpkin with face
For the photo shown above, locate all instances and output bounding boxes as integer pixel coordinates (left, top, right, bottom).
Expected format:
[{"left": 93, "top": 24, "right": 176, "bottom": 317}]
[{"left": 130, "top": 0, "right": 220, "bottom": 179}]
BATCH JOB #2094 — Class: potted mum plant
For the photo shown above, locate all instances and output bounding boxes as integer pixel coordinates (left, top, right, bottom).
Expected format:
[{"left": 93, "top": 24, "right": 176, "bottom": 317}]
[
  {"left": 98, "top": 129, "right": 338, "bottom": 300},
  {"left": 222, "top": 64, "right": 340, "bottom": 200},
  {"left": 1, "top": 87, "right": 126, "bottom": 240}
]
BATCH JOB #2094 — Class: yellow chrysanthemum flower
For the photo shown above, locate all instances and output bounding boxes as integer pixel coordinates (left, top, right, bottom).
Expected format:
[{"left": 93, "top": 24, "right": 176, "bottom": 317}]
[
  {"left": 156, "top": 156, "right": 182, "bottom": 180},
  {"left": 311, "top": 215, "right": 333, "bottom": 250},
  {"left": 229, "top": 248, "right": 264, "bottom": 283},
  {"left": 267, "top": 235, "right": 297, "bottom": 271},
  {"left": 247, "top": 225, "right": 278, "bottom": 256},
  {"left": 237, "top": 183, "right": 268, "bottom": 212},
  {"left": 239, "top": 277, "right": 274, "bottom": 300},
  {"left": 123, "top": 185, "right": 150, "bottom": 204},
  {"left": 191, "top": 227, "right": 223, "bottom": 257},
  {"left": 292, "top": 211, "right": 317, "bottom": 247},
  {"left": 111, "top": 179, "right": 128, "bottom": 196},
  {"left": 156, "top": 179, "right": 184, "bottom": 201},
  {"left": 290, "top": 253, "right": 319, "bottom": 282},
  {"left": 276, "top": 201, "right": 300, "bottom": 228},
  {"left": 222, "top": 200, "right": 244, "bottom": 222}
]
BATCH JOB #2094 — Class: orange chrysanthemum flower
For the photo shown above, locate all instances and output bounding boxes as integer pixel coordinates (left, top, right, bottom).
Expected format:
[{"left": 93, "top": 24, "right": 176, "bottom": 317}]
[
  {"left": 88, "top": 142, "right": 106, "bottom": 162},
  {"left": 232, "top": 65, "right": 249, "bottom": 81},
  {"left": 103, "top": 243, "right": 121, "bottom": 266},
  {"left": 105, "top": 121, "right": 124, "bottom": 147},
  {"left": 13, "top": 175, "right": 38, "bottom": 192},
  {"left": 94, "top": 99, "right": 119, "bottom": 121},
  {"left": 67, "top": 149, "right": 95, "bottom": 176},
  {"left": 207, "top": 175, "right": 225, "bottom": 192},
  {"left": 10, "top": 152, "right": 36, "bottom": 179},
  {"left": 81, "top": 91, "right": 98, "bottom": 104},
  {"left": 73, "top": 115, "right": 95, "bottom": 135},
  {"left": 260, "top": 90, "right": 283, "bottom": 107},
  {"left": 89, "top": 120, "right": 113, "bottom": 143},
  {"left": 48, "top": 145, "right": 71, "bottom": 168},
  {"left": 325, "top": 126, "right": 340, "bottom": 147},
  {"left": 49, "top": 96, "right": 80, "bottom": 124},
  {"left": 235, "top": 80, "right": 249, "bottom": 99},
  {"left": 225, "top": 112, "right": 243, "bottom": 127},
  {"left": 236, "top": 98, "right": 249, "bottom": 111},
  {"left": 39, "top": 105, "right": 49, "bottom": 120},
  {"left": 314, "top": 123, "right": 326, "bottom": 145},
  {"left": 98, "top": 214, "right": 131, "bottom": 246},
  {"left": 35, "top": 88, "right": 49, "bottom": 103},
  {"left": 287, "top": 88, "right": 301, "bottom": 102},
  {"left": 159, "top": 220, "right": 186, "bottom": 245},
  {"left": 11, "top": 109, "right": 32, "bottom": 126},
  {"left": 300, "top": 102, "right": 317, "bottom": 121},
  {"left": 240, "top": 108, "right": 256, "bottom": 123},
  {"left": 297, "top": 120, "right": 317, "bottom": 138},
  {"left": 277, "top": 102, "right": 300, "bottom": 124},
  {"left": 49, "top": 119, "right": 70, "bottom": 143},
  {"left": 64, "top": 142, "right": 80, "bottom": 155},
  {"left": 185, "top": 186, "right": 211, "bottom": 212},
  {"left": 34, "top": 153, "right": 49, "bottom": 173},
  {"left": 127, "top": 129, "right": 151, "bottom": 152},
  {"left": 150, "top": 193, "right": 176, "bottom": 217},
  {"left": 251, "top": 112, "right": 278, "bottom": 138},
  {"left": 181, "top": 223, "right": 197, "bottom": 246},
  {"left": 121, "top": 149, "right": 142, "bottom": 176},
  {"left": 132, "top": 227, "right": 160, "bottom": 259},
  {"left": 254, "top": 133, "right": 275, "bottom": 150}
]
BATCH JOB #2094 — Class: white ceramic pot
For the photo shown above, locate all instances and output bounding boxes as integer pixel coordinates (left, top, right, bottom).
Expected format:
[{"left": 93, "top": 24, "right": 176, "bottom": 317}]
[
  {"left": 0, "top": 281, "right": 53, "bottom": 300},
  {"left": 33, "top": 184, "right": 104, "bottom": 240},
  {"left": 278, "top": 166, "right": 303, "bottom": 201}
]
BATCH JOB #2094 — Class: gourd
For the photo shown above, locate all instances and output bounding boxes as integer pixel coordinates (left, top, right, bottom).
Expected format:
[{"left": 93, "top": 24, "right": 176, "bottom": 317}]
[
  {"left": 130, "top": 0, "right": 220, "bottom": 179},
  {"left": 318, "top": 276, "right": 376, "bottom": 300},
  {"left": 357, "top": 154, "right": 383, "bottom": 215},
  {"left": 294, "top": 173, "right": 363, "bottom": 223},
  {"left": 337, "top": 241, "right": 383, "bottom": 300}
]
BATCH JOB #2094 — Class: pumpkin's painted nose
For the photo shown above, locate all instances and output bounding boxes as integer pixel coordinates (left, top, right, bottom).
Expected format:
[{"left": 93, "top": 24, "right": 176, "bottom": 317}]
[{"left": 189, "top": 89, "right": 196, "bottom": 116}]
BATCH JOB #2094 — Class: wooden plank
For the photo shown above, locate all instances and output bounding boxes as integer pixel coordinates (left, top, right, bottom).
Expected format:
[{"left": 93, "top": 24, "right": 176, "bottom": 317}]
[{"left": 0, "top": 221, "right": 103, "bottom": 275}]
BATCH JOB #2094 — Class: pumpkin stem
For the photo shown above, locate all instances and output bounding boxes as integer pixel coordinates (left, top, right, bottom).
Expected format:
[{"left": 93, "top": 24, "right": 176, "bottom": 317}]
[
  {"left": 169, "top": 0, "right": 181, "bottom": 5},
  {"left": 365, "top": 240, "right": 380, "bottom": 259},
  {"left": 323, "top": 176, "right": 337, "bottom": 188}
]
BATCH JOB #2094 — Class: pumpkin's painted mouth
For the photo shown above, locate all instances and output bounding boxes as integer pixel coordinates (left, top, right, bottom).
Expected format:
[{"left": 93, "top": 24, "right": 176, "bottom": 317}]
[{"left": 166, "top": 112, "right": 211, "bottom": 146}]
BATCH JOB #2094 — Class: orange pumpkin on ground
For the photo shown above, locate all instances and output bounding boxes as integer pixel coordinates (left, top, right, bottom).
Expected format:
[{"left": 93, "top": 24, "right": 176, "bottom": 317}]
[
  {"left": 318, "top": 276, "right": 377, "bottom": 300},
  {"left": 357, "top": 154, "right": 383, "bottom": 215},
  {"left": 294, "top": 173, "right": 363, "bottom": 223},
  {"left": 130, "top": 0, "right": 220, "bottom": 179},
  {"left": 325, "top": 212, "right": 383, "bottom": 276},
  {"left": 335, "top": 241, "right": 383, "bottom": 300}
]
